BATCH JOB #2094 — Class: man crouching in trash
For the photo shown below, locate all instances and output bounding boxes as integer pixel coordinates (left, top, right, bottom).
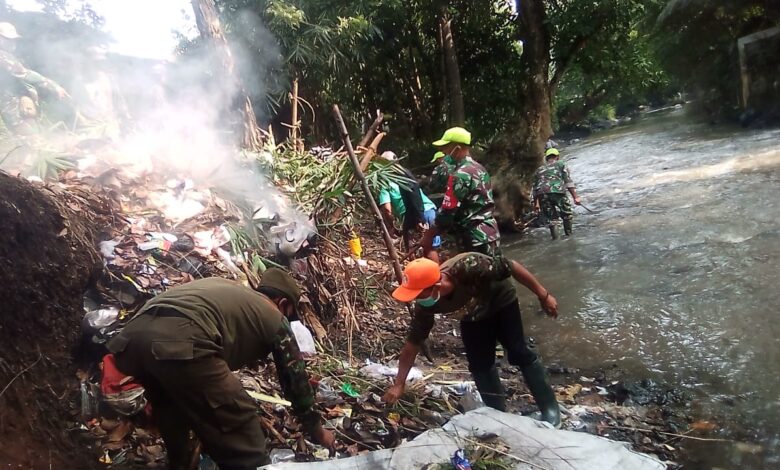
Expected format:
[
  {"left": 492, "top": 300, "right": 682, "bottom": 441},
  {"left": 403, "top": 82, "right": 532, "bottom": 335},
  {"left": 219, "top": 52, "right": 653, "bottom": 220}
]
[
  {"left": 383, "top": 254, "right": 562, "bottom": 427},
  {"left": 108, "top": 269, "right": 334, "bottom": 469}
]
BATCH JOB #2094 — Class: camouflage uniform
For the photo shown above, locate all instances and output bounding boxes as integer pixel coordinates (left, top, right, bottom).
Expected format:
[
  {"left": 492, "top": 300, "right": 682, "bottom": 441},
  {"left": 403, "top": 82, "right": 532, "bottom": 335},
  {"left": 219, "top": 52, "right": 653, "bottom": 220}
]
[
  {"left": 438, "top": 157, "right": 501, "bottom": 256},
  {"left": 0, "top": 50, "right": 65, "bottom": 136},
  {"left": 532, "top": 160, "right": 575, "bottom": 233},
  {"left": 429, "top": 154, "right": 457, "bottom": 194},
  {"left": 406, "top": 253, "right": 541, "bottom": 411},
  {"left": 109, "top": 278, "right": 319, "bottom": 469}
]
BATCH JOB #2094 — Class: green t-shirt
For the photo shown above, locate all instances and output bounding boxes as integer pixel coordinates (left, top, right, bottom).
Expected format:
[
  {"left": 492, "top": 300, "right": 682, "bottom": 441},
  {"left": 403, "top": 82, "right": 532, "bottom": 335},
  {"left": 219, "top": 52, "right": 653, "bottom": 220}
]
[{"left": 378, "top": 182, "right": 436, "bottom": 219}]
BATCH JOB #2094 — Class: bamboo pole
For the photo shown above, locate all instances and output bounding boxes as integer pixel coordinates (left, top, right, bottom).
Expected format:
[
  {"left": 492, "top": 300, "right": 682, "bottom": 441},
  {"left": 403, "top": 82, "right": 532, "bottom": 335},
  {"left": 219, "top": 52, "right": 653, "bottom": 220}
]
[
  {"left": 332, "top": 104, "right": 404, "bottom": 283},
  {"left": 290, "top": 78, "right": 300, "bottom": 150},
  {"left": 357, "top": 111, "right": 384, "bottom": 149}
]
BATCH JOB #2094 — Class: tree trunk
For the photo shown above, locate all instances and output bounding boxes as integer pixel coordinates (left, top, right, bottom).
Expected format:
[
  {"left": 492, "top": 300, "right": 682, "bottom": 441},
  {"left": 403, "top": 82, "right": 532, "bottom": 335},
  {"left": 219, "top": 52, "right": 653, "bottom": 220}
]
[
  {"left": 483, "top": 0, "right": 552, "bottom": 226},
  {"left": 439, "top": 5, "right": 465, "bottom": 126},
  {"left": 190, "top": 0, "right": 263, "bottom": 150},
  {"left": 515, "top": 0, "right": 552, "bottom": 170}
]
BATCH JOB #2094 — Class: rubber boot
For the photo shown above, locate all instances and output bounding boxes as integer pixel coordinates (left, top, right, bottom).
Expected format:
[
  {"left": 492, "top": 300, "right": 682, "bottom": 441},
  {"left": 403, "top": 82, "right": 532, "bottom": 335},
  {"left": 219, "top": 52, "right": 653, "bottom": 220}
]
[
  {"left": 472, "top": 367, "right": 506, "bottom": 411},
  {"left": 549, "top": 224, "right": 560, "bottom": 240},
  {"left": 563, "top": 218, "right": 573, "bottom": 236},
  {"left": 520, "top": 359, "right": 561, "bottom": 428}
]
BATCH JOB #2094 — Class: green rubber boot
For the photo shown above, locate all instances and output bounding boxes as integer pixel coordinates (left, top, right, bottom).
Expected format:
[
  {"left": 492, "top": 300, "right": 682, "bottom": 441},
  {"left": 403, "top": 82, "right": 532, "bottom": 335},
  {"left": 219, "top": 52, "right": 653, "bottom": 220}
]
[
  {"left": 563, "top": 218, "right": 573, "bottom": 236},
  {"left": 472, "top": 367, "right": 506, "bottom": 411},
  {"left": 520, "top": 359, "right": 561, "bottom": 428},
  {"left": 549, "top": 223, "right": 560, "bottom": 240}
]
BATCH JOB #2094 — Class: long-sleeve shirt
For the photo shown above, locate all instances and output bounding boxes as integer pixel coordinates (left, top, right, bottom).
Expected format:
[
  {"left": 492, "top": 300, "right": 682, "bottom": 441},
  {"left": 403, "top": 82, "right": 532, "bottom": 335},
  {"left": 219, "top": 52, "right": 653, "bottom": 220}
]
[
  {"left": 407, "top": 253, "right": 517, "bottom": 345},
  {"left": 136, "top": 278, "right": 320, "bottom": 431},
  {"left": 0, "top": 50, "right": 63, "bottom": 100},
  {"left": 437, "top": 157, "right": 500, "bottom": 248},
  {"left": 532, "top": 160, "right": 575, "bottom": 198}
]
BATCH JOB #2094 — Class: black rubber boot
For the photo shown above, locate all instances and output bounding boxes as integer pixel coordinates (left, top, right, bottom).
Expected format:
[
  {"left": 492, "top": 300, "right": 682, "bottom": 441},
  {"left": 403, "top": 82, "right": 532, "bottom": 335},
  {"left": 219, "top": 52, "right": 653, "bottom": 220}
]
[
  {"left": 563, "top": 218, "right": 573, "bottom": 236},
  {"left": 549, "top": 224, "right": 560, "bottom": 240},
  {"left": 472, "top": 367, "right": 506, "bottom": 411},
  {"left": 520, "top": 359, "right": 561, "bottom": 428}
]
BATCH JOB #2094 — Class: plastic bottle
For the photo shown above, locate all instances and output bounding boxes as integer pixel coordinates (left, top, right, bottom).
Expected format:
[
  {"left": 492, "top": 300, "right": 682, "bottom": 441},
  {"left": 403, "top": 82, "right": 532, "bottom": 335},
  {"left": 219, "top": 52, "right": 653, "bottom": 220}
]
[{"left": 348, "top": 231, "right": 362, "bottom": 259}]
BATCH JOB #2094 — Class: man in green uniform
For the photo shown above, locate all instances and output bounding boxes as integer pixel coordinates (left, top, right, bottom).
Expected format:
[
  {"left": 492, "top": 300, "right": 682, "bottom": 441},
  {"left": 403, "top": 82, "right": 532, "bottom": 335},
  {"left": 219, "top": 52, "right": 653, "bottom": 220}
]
[
  {"left": 532, "top": 147, "right": 581, "bottom": 239},
  {"left": 108, "top": 270, "right": 334, "bottom": 470},
  {"left": 382, "top": 255, "right": 561, "bottom": 427},
  {"left": 421, "top": 127, "right": 501, "bottom": 258},
  {"left": 0, "top": 22, "right": 69, "bottom": 137}
]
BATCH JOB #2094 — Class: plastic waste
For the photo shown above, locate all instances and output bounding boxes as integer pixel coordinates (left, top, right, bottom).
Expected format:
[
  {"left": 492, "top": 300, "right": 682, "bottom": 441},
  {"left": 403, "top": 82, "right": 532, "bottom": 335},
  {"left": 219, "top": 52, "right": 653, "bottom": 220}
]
[
  {"left": 80, "top": 381, "right": 99, "bottom": 420},
  {"left": 341, "top": 383, "right": 360, "bottom": 398},
  {"left": 137, "top": 239, "right": 172, "bottom": 251},
  {"left": 193, "top": 226, "right": 231, "bottom": 256},
  {"left": 451, "top": 449, "right": 472, "bottom": 469},
  {"left": 270, "top": 221, "right": 316, "bottom": 257},
  {"left": 290, "top": 321, "right": 316, "bottom": 356},
  {"left": 269, "top": 448, "right": 296, "bottom": 464},
  {"left": 83, "top": 307, "right": 120, "bottom": 329},
  {"left": 316, "top": 378, "right": 340, "bottom": 402},
  {"left": 348, "top": 232, "right": 362, "bottom": 259},
  {"left": 359, "top": 360, "right": 423, "bottom": 382},
  {"left": 99, "top": 240, "right": 119, "bottom": 259},
  {"left": 198, "top": 454, "right": 218, "bottom": 470}
]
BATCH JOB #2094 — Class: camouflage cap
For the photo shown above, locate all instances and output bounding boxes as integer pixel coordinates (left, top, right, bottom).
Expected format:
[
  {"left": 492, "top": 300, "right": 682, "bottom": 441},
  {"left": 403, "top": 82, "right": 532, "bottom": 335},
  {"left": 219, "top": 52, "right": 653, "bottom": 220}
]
[{"left": 259, "top": 268, "right": 302, "bottom": 308}]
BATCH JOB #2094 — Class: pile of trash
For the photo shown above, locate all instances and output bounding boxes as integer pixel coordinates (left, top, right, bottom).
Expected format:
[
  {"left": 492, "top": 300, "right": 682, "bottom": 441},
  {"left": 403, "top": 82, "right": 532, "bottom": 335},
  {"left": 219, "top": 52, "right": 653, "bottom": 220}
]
[{"left": 40, "top": 141, "right": 695, "bottom": 468}]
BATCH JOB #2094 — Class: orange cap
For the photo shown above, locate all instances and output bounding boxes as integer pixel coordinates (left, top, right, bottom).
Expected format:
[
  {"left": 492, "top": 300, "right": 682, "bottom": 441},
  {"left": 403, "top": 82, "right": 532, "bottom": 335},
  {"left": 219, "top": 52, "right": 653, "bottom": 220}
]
[{"left": 392, "top": 258, "right": 441, "bottom": 302}]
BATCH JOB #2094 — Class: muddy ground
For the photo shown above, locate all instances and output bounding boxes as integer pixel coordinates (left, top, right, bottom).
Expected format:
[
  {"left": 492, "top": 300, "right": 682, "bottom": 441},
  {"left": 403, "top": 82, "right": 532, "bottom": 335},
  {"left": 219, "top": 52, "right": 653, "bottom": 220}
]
[{"left": 0, "top": 173, "right": 107, "bottom": 468}]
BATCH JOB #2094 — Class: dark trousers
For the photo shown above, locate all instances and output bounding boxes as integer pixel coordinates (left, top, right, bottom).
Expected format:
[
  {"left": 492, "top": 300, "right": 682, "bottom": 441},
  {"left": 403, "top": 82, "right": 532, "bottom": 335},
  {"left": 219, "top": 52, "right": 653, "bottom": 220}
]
[
  {"left": 110, "top": 313, "right": 268, "bottom": 470},
  {"left": 460, "top": 301, "right": 537, "bottom": 374}
]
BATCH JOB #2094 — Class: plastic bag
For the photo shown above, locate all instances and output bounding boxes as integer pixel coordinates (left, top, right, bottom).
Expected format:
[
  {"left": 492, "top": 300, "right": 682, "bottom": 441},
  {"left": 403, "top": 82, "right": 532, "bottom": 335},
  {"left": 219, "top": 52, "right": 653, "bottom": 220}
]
[
  {"left": 290, "top": 321, "right": 316, "bottom": 356},
  {"left": 359, "top": 360, "right": 422, "bottom": 382},
  {"left": 83, "top": 307, "right": 120, "bottom": 329}
]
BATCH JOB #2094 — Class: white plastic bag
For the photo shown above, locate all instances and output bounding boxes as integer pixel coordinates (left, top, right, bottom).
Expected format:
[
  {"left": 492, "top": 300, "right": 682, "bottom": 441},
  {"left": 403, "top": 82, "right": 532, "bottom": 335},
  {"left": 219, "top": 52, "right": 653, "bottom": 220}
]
[
  {"left": 359, "top": 360, "right": 423, "bottom": 382},
  {"left": 290, "top": 321, "right": 316, "bottom": 356}
]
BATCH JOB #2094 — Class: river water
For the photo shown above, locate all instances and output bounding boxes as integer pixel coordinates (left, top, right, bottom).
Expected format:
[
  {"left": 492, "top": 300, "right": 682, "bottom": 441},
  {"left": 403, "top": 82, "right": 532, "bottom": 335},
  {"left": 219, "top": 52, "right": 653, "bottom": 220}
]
[{"left": 504, "top": 108, "right": 780, "bottom": 468}]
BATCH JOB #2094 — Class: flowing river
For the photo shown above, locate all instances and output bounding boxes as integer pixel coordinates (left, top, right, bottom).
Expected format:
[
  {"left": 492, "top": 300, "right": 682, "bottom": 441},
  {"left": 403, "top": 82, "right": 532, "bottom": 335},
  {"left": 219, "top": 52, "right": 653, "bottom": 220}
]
[{"left": 504, "top": 108, "right": 780, "bottom": 468}]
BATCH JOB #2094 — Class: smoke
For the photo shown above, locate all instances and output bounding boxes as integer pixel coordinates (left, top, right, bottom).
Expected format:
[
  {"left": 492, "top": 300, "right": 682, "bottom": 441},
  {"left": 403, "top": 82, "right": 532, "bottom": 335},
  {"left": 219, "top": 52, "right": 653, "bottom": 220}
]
[{"left": 1, "top": 4, "right": 314, "bottom": 254}]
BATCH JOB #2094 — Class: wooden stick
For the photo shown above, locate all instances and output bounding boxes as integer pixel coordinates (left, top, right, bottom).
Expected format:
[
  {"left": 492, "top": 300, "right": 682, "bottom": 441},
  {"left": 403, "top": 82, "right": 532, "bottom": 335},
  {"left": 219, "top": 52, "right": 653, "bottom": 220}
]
[
  {"left": 0, "top": 352, "right": 42, "bottom": 398},
  {"left": 606, "top": 425, "right": 734, "bottom": 442},
  {"left": 290, "top": 77, "right": 300, "bottom": 150},
  {"left": 357, "top": 110, "right": 383, "bottom": 149},
  {"left": 332, "top": 105, "right": 404, "bottom": 283}
]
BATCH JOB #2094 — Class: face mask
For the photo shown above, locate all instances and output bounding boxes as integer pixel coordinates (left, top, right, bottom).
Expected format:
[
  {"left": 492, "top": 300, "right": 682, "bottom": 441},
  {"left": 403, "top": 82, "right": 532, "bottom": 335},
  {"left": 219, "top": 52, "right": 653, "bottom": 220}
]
[{"left": 417, "top": 290, "right": 440, "bottom": 308}]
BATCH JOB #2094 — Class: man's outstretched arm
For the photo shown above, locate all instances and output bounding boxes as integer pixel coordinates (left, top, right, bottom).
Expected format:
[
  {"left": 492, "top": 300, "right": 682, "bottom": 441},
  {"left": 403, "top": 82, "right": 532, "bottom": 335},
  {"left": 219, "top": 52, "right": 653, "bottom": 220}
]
[{"left": 509, "top": 260, "right": 558, "bottom": 318}]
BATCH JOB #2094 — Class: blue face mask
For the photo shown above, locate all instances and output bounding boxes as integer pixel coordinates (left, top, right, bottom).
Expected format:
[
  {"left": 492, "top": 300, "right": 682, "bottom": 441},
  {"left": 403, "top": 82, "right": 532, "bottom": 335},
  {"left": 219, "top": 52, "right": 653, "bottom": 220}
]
[{"left": 417, "top": 290, "right": 440, "bottom": 307}]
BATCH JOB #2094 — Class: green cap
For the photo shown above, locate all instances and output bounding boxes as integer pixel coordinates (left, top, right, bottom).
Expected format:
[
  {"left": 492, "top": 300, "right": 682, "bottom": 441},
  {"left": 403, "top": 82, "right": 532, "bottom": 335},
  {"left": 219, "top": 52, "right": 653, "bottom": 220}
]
[
  {"left": 433, "top": 127, "right": 471, "bottom": 147},
  {"left": 431, "top": 151, "right": 445, "bottom": 162},
  {"left": 545, "top": 148, "right": 560, "bottom": 158},
  {"left": 259, "top": 268, "right": 301, "bottom": 309}
]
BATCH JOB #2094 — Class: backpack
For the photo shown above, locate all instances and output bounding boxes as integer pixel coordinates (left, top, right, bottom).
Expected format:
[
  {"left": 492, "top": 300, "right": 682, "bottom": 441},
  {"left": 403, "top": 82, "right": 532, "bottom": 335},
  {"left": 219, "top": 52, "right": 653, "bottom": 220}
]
[{"left": 397, "top": 167, "right": 426, "bottom": 230}]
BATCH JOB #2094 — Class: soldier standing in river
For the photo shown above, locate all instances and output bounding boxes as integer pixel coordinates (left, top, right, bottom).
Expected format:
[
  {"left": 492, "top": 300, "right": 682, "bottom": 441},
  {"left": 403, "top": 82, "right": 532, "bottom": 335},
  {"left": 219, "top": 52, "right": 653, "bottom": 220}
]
[
  {"left": 532, "top": 147, "right": 581, "bottom": 239},
  {"left": 0, "top": 22, "right": 69, "bottom": 137},
  {"left": 421, "top": 127, "right": 501, "bottom": 259}
]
